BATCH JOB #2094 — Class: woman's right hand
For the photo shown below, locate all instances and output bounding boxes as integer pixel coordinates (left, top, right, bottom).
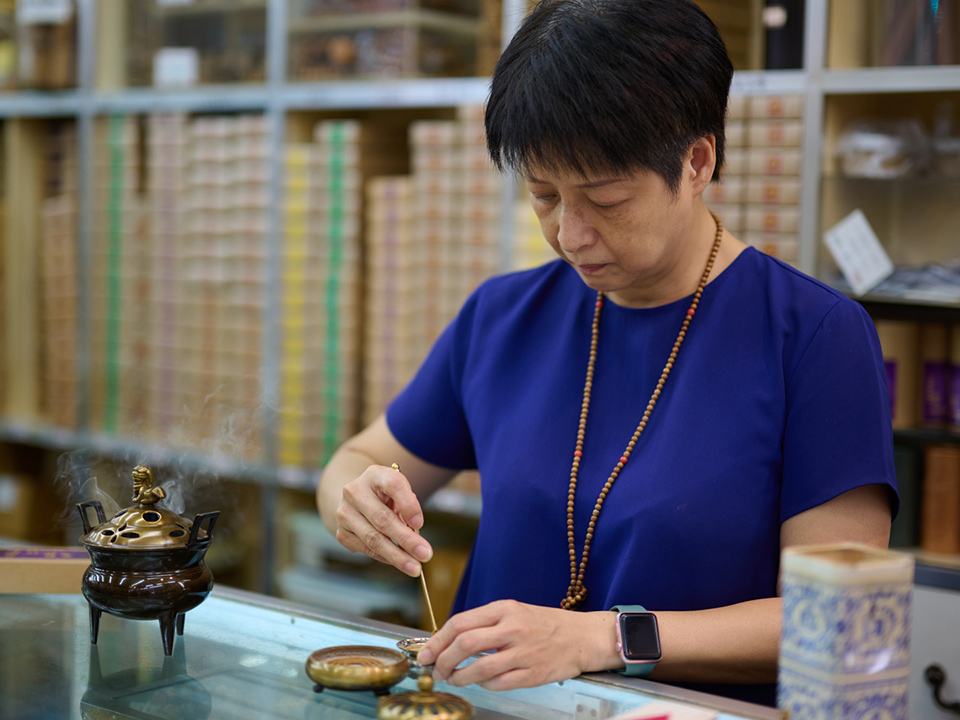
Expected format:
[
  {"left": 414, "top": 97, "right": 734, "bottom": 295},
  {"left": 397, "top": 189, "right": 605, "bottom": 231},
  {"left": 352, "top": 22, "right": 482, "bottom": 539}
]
[{"left": 334, "top": 464, "right": 434, "bottom": 577}]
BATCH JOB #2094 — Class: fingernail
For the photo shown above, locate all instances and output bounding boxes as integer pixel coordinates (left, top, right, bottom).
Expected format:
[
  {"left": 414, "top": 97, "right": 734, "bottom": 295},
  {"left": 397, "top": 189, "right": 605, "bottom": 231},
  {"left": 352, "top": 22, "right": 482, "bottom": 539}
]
[
  {"left": 417, "top": 648, "right": 433, "bottom": 665},
  {"left": 410, "top": 513, "right": 424, "bottom": 528},
  {"left": 414, "top": 544, "right": 431, "bottom": 561},
  {"left": 403, "top": 561, "right": 420, "bottom": 577}
]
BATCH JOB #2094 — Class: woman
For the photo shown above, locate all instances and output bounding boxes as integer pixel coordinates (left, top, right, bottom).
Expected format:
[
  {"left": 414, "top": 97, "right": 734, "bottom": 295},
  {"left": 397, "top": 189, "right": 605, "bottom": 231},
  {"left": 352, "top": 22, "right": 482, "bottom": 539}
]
[{"left": 317, "top": 0, "right": 897, "bottom": 707}]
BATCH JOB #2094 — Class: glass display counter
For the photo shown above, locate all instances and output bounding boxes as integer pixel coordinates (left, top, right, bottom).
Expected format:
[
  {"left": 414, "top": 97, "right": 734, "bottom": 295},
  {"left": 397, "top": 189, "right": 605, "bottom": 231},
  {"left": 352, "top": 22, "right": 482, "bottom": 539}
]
[{"left": 0, "top": 587, "right": 781, "bottom": 720}]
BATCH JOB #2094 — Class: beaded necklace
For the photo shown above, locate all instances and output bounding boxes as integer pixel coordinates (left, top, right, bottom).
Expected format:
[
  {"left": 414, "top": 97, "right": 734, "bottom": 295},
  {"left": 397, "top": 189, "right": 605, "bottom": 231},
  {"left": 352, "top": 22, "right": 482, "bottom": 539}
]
[{"left": 561, "top": 213, "right": 724, "bottom": 611}]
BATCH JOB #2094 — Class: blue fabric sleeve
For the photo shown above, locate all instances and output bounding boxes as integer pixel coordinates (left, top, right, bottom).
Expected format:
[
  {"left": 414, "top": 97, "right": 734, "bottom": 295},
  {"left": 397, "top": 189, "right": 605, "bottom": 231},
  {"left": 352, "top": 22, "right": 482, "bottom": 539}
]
[
  {"left": 780, "top": 299, "right": 899, "bottom": 523},
  {"left": 385, "top": 293, "right": 479, "bottom": 470}
]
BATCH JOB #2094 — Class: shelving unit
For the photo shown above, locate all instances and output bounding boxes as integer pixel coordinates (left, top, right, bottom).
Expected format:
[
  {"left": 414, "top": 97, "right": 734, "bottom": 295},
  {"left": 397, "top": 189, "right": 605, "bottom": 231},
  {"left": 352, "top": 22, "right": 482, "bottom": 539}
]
[{"left": 0, "top": 0, "right": 958, "bottom": 600}]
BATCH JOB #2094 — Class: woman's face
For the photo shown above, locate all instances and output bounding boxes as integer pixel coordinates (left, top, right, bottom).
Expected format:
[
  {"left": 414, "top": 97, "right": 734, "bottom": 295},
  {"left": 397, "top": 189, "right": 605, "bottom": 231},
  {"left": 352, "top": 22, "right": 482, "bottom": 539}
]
[{"left": 522, "top": 139, "right": 715, "bottom": 308}]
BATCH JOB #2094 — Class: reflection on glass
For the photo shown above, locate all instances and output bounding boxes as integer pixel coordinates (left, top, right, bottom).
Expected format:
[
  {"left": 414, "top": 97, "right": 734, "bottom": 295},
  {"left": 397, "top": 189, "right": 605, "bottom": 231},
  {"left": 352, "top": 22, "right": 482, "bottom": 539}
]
[{"left": 82, "top": 643, "right": 213, "bottom": 720}]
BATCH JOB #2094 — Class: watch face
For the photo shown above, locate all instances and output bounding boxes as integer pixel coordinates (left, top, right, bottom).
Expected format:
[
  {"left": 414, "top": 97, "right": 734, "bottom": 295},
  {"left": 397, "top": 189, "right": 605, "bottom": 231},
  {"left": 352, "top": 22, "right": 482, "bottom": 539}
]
[{"left": 620, "top": 613, "right": 661, "bottom": 661}]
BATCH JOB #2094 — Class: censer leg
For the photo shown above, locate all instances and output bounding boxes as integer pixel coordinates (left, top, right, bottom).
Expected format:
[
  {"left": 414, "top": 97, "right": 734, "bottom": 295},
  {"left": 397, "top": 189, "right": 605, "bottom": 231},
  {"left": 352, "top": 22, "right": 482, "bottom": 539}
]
[
  {"left": 176, "top": 613, "right": 185, "bottom": 636},
  {"left": 159, "top": 612, "right": 177, "bottom": 656},
  {"left": 89, "top": 606, "right": 102, "bottom": 644}
]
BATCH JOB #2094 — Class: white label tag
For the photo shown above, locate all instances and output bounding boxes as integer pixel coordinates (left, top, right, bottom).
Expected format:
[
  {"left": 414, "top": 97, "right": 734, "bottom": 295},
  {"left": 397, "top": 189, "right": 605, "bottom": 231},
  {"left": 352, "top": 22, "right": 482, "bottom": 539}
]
[
  {"left": 157, "top": 0, "right": 195, "bottom": 5},
  {"left": 153, "top": 47, "right": 200, "bottom": 88},
  {"left": 16, "top": 0, "right": 73, "bottom": 25},
  {"left": 823, "top": 209, "right": 894, "bottom": 296},
  {"left": 0, "top": 475, "right": 20, "bottom": 512}
]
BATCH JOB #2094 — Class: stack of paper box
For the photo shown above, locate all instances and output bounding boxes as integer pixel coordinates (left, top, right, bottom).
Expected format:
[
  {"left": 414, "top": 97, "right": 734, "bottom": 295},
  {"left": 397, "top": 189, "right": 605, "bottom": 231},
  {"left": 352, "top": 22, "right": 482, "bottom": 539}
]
[
  {"left": 742, "top": 95, "right": 804, "bottom": 264},
  {"left": 706, "top": 94, "right": 804, "bottom": 267},
  {"left": 89, "top": 116, "right": 149, "bottom": 435},
  {"left": 363, "top": 176, "right": 422, "bottom": 425},
  {"left": 39, "top": 195, "right": 77, "bottom": 428},
  {"left": 705, "top": 94, "right": 747, "bottom": 236},
  {"left": 279, "top": 121, "right": 363, "bottom": 468},
  {"left": 145, "top": 112, "right": 189, "bottom": 442},
  {"left": 455, "top": 105, "right": 501, "bottom": 315},
  {"left": 38, "top": 120, "right": 78, "bottom": 428},
  {"left": 180, "top": 114, "right": 268, "bottom": 458},
  {"left": 410, "top": 119, "right": 460, "bottom": 343}
]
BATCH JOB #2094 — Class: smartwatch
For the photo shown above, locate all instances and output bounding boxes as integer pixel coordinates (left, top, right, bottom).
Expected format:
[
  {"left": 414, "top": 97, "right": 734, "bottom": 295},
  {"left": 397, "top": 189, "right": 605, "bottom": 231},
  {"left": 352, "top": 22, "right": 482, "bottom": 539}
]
[{"left": 611, "top": 605, "right": 661, "bottom": 677}]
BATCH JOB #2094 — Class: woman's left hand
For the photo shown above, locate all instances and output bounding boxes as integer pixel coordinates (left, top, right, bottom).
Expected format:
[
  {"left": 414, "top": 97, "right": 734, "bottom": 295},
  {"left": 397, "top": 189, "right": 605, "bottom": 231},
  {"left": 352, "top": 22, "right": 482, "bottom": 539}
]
[{"left": 416, "top": 600, "right": 619, "bottom": 691}]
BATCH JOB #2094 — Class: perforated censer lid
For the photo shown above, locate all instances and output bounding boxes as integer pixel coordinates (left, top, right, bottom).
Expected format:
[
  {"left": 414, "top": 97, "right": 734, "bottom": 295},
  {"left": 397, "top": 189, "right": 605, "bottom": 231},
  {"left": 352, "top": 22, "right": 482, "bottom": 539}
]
[{"left": 81, "top": 466, "right": 205, "bottom": 549}]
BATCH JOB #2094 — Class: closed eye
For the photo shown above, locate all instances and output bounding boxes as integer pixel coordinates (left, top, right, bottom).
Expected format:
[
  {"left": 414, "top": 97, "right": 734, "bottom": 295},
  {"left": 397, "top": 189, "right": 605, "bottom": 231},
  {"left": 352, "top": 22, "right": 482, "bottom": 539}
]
[{"left": 590, "top": 199, "right": 626, "bottom": 210}]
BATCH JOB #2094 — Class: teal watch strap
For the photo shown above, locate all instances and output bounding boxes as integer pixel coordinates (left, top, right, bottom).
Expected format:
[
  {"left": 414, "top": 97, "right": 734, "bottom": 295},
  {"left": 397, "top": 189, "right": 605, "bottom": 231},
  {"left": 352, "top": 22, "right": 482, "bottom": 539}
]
[{"left": 611, "top": 605, "right": 656, "bottom": 678}]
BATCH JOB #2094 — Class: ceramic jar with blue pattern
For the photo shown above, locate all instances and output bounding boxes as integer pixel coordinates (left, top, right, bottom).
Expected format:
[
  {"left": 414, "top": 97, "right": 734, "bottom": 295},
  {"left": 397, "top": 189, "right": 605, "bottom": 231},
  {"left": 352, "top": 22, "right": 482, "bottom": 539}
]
[{"left": 778, "top": 543, "right": 914, "bottom": 720}]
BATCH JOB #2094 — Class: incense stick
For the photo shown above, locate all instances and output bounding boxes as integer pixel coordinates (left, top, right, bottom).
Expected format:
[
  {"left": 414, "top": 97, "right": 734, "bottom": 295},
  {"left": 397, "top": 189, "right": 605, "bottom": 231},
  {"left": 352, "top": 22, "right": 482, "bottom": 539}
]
[{"left": 392, "top": 463, "right": 439, "bottom": 633}]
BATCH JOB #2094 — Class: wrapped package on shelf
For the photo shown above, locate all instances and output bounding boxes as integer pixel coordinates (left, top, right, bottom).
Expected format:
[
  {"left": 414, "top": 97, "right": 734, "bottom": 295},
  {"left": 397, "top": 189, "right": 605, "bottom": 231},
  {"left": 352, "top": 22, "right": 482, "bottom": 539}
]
[
  {"left": 280, "top": 122, "right": 367, "bottom": 468},
  {"left": 749, "top": 95, "right": 804, "bottom": 120},
  {"left": 39, "top": 194, "right": 78, "bottom": 428},
  {"left": 874, "top": 320, "right": 920, "bottom": 429},
  {"left": 778, "top": 544, "right": 914, "bottom": 720},
  {"left": 703, "top": 177, "right": 745, "bottom": 205},
  {"left": 288, "top": 7, "right": 479, "bottom": 80},
  {"left": 919, "top": 322, "right": 951, "bottom": 428},
  {"left": 741, "top": 232, "right": 799, "bottom": 264},
  {"left": 920, "top": 445, "right": 960, "bottom": 555},
  {"left": 364, "top": 175, "right": 426, "bottom": 426},
  {"left": 951, "top": 324, "right": 960, "bottom": 432}
]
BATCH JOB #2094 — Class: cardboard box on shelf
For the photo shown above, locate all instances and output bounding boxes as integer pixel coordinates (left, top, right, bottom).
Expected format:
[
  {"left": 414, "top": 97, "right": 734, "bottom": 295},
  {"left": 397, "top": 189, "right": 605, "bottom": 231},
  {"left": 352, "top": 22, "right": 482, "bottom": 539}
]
[
  {"left": 746, "top": 148, "right": 803, "bottom": 176},
  {"left": 745, "top": 177, "right": 801, "bottom": 205},
  {"left": 703, "top": 177, "right": 745, "bottom": 205},
  {"left": 741, "top": 232, "right": 799, "bottom": 264},
  {"left": 747, "top": 119, "right": 804, "bottom": 148},
  {"left": 748, "top": 95, "right": 804, "bottom": 120},
  {"left": 950, "top": 324, "right": 960, "bottom": 432},
  {"left": 919, "top": 323, "right": 951, "bottom": 428},
  {"left": 707, "top": 203, "right": 744, "bottom": 233},
  {"left": 921, "top": 445, "right": 960, "bottom": 555},
  {"left": 0, "top": 547, "right": 89, "bottom": 594},
  {"left": 875, "top": 320, "right": 920, "bottom": 429},
  {"left": 745, "top": 206, "right": 801, "bottom": 234}
]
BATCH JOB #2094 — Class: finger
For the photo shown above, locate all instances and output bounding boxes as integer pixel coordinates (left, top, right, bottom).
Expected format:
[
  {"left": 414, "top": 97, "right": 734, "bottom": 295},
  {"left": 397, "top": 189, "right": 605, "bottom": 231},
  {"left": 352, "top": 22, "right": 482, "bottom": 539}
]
[
  {"left": 419, "top": 604, "right": 506, "bottom": 666},
  {"left": 342, "top": 471, "right": 433, "bottom": 564},
  {"left": 361, "top": 465, "right": 432, "bottom": 557},
  {"left": 333, "top": 527, "right": 395, "bottom": 567},
  {"left": 478, "top": 668, "right": 540, "bottom": 692},
  {"left": 443, "top": 649, "right": 519, "bottom": 688},
  {"left": 429, "top": 623, "right": 514, "bottom": 681},
  {"left": 372, "top": 465, "right": 426, "bottom": 530},
  {"left": 335, "top": 501, "right": 424, "bottom": 576}
]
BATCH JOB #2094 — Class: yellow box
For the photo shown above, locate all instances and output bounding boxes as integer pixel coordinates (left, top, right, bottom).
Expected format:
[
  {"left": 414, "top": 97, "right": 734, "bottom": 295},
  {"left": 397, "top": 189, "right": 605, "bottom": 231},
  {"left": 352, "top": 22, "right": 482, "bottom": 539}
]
[{"left": 0, "top": 547, "right": 89, "bottom": 594}]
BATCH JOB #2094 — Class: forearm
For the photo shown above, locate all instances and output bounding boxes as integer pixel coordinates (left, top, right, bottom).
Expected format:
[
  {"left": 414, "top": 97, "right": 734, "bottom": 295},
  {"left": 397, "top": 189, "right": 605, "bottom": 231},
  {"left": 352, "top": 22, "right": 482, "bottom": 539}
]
[
  {"left": 581, "top": 598, "right": 781, "bottom": 685},
  {"left": 316, "top": 444, "right": 379, "bottom": 536}
]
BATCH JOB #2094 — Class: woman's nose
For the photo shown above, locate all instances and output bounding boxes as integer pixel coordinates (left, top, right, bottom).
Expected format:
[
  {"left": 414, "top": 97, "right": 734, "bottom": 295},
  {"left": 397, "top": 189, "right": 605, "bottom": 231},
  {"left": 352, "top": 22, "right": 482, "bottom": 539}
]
[{"left": 556, "top": 203, "right": 595, "bottom": 254}]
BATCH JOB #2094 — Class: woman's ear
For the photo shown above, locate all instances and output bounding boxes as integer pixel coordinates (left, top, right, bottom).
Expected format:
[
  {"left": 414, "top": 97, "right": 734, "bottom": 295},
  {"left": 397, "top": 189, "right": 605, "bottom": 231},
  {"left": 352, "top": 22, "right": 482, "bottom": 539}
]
[{"left": 688, "top": 135, "right": 717, "bottom": 196}]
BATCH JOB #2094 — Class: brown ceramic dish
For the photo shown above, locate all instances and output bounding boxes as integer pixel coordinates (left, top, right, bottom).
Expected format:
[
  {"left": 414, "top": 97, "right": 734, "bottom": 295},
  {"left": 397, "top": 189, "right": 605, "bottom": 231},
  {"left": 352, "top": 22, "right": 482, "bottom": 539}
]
[{"left": 76, "top": 466, "right": 220, "bottom": 656}]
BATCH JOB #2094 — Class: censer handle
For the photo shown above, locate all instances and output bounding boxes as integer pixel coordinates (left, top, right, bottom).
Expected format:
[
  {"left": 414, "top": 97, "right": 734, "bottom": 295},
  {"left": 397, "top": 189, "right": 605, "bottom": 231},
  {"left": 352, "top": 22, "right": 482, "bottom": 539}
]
[
  {"left": 187, "top": 511, "right": 221, "bottom": 546},
  {"left": 76, "top": 501, "right": 106, "bottom": 535}
]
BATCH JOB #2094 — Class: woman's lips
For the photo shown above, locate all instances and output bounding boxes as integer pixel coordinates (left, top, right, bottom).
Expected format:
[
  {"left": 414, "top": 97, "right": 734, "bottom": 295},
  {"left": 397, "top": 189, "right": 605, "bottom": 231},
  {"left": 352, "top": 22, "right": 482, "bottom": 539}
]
[{"left": 577, "top": 263, "right": 607, "bottom": 275}]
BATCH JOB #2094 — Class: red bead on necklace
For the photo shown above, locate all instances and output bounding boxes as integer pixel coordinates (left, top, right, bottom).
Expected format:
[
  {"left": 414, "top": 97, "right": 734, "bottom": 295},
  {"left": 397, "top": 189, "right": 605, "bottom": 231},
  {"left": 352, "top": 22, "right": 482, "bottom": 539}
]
[{"left": 561, "top": 213, "right": 724, "bottom": 611}]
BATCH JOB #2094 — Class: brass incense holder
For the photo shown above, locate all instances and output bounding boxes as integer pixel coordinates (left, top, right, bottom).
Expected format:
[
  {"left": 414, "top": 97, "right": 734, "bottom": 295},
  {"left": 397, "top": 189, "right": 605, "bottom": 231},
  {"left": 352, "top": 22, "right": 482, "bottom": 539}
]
[
  {"left": 396, "top": 637, "right": 432, "bottom": 676},
  {"left": 76, "top": 465, "right": 220, "bottom": 656},
  {"left": 305, "top": 645, "right": 409, "bottom": 695},
  {"left": 378, "top": 673, "right": 473, "bottom": 720}
]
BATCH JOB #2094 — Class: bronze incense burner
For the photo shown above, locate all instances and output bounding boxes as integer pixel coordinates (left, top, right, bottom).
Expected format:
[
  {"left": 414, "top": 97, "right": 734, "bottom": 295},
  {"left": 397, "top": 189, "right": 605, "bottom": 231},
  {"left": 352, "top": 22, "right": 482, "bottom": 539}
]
[{"left": 76, "top": 465, "right": 220, "bottom": 656}]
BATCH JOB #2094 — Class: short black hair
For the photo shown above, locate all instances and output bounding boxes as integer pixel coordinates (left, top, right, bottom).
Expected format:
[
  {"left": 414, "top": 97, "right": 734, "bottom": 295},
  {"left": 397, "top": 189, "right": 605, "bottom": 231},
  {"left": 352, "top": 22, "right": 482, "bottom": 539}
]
[{"left": 485, "top": 0, "right": 734, "bottom": 192}]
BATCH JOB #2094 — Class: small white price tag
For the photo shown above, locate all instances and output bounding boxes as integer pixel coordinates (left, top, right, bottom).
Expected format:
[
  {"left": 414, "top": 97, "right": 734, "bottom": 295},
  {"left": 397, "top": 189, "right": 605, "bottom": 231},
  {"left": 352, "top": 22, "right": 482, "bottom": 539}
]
[
  {"left": 16, "top": 0, "right": 73, "bottom": 25},
  {"left": 153, "top": 47, "right": 200, "bottom": 88},
  {"left": 823, "top": 209, "right": 893, "bottom": 296}
]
